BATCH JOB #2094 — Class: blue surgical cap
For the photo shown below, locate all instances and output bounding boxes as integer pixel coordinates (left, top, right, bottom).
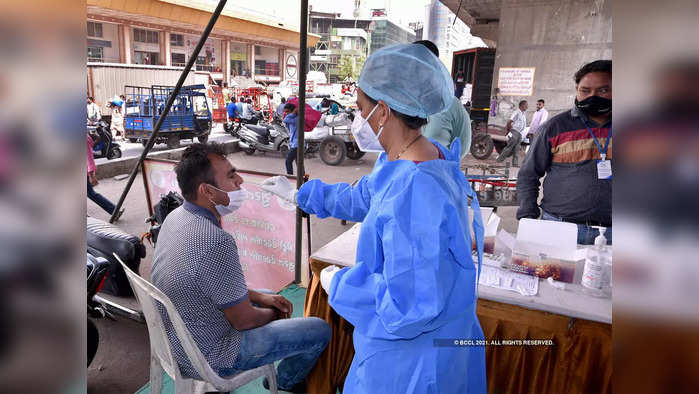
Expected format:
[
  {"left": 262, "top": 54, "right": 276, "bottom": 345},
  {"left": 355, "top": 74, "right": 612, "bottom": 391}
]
[{"left": 358, "top": 43, "right": 454, "bottom": 119}]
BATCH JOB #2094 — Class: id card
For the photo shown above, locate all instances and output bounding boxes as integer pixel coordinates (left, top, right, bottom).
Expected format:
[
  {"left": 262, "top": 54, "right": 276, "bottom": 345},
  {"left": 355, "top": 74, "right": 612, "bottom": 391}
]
[{"left": 597, "top": 160, "right": 612, "bottom": 179}]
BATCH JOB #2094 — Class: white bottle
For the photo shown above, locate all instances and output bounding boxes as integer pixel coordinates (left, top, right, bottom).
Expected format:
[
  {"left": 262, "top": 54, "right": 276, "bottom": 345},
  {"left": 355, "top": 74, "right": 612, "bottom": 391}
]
[{"left": 582, "top": 228, "right": 610, "bottom": 297}]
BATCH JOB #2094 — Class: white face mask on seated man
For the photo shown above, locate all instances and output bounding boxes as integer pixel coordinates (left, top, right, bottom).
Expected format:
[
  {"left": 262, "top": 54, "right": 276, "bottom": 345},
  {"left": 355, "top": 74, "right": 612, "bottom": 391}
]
[{"left": 208, "top": 185, "right": 246, "bottom": 216}]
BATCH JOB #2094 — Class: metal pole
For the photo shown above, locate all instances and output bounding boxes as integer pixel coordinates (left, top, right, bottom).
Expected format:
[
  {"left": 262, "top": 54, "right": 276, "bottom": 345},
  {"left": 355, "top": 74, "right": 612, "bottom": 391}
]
[
  {"left": 109, "top": 0, "right": 228, "bottom": 223},
  {"left": 295, "top": 0, "right": 309, "bottom": 283}
]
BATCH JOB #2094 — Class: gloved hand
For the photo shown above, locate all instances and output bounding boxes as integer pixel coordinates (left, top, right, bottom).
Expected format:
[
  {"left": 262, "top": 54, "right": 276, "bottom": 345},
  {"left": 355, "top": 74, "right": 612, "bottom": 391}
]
[
  {"left": 260, "top": 176, "right": 298, "bottom": 205},
  {"left": 320, "top": 265, "right": 342, "bottom": 294}
]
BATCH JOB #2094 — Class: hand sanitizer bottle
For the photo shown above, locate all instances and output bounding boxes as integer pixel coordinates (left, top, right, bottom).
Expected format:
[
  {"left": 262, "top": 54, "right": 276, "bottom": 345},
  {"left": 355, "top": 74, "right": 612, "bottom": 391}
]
[{"left": 582, "top": 227, "right": 611, "bottom": 298}]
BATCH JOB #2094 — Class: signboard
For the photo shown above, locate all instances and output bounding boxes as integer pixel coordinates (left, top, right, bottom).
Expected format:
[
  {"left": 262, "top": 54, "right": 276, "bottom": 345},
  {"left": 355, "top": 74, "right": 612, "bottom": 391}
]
[
  {"left": 142, "top": 159, "right": 296, "bottom": 292},
  {"left": 254, "top": 75, "right": 282, "bottom": 82},
  {"left": 286, "top": 54, "right": 297, "bottom": 79},
  {"left": 497, "top": 67, "right": 536, "bottom": 96},
  {"left": 87, "top": 39, "right": 112, "bottom": 48}
]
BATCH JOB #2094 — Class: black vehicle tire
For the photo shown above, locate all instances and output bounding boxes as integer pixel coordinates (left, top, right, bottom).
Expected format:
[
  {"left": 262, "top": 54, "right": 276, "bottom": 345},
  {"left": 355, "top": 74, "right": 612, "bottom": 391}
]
[
  {"left": 494, "top": 141, "right": 507, "bottom": 155},
  {"left": 87, "top": 319, "right": 99, "bottom": 367},
  {"left": 470, "top": 134, "right": 494, "bottom": 160},
  {"left": 128, "top": 138, "right": 138, "bottom": 143},
  {"left": 320, "top": 136, "right": 347, "bottom": 166},
  {"left": 106, "top": 146, "right": 122, "bottom": 160},
  {"left": 166, "top": 135, "right": 180, "bottom": 149},
  {"left": 197, "top": 134, "right": 209, "bottom": 143},
  {"left": 244, "top": 146, "right": 256, "bottom": 155},
  {"left": 346, "top": 143, "right": 365, "bottom": 160}
]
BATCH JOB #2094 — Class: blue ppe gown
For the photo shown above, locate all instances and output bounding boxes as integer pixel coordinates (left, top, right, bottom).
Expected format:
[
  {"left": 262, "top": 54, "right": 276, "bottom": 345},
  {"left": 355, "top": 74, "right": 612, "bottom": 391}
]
[{"left": 297, "top": 139, "right": 486, "bottom": 394}]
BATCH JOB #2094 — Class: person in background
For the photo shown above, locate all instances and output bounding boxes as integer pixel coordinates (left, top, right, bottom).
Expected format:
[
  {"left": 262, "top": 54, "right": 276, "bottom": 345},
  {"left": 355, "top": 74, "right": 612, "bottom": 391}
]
[
  {"left": 241, "top": 98, "right": 252, "bottom": 120},
  {"left": 119, "top": 94, "right": 127, "bottom": 114},
  {"left": 282, "top": 103, "right": 299, "bottom": 175},
  {"left": 87, "top": 96, "right": 101, "bottom": 124},
  {"left": 227, "top": 97, "right": 239, "bottom": 123},
  {"left": 87, "top": 133, "right": 124, "bottom": 221},
  {"left": 454, "top": 69, "right": 466, "bottom": 99},
  {"left": 277, "top": 97, "right": 287, "bottom": 117},
  {"left": 222, "top": 83, "right": 231, "bottom": 103},
  {"left": 235, "top": 97, "right": 244, "bottom": 119},
  {"left": 261, "top": 43, "right": 486, "bottom": 393},
  {"left": 517, "top": 60, "right": 612, "bottom": 245},
  {"left": 490, "top": 88, "right": 500, "bottom": 118},
  {"left": 108, "top": 96, "right": 125, "bottom": 140},
  {"left": 415, "top": 40, "right": 472, "bottom": 158},
  {"left": 527, "top": 99, "right": 549, "bottom": 139},
  {"left": 151, "top": 143, "right": 330, "bottom": 392},
  {"left": 496, "top": 100, "right": 528, "bottom": 165}
]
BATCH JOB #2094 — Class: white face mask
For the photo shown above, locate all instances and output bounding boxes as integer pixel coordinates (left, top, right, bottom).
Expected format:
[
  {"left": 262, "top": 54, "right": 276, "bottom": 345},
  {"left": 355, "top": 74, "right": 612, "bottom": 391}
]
[
  {"left": 350, "top": 104, "right": 387, "bottom": 152},
  {"left": 209, "top": 186, "right": 246, "bottom": 216}
]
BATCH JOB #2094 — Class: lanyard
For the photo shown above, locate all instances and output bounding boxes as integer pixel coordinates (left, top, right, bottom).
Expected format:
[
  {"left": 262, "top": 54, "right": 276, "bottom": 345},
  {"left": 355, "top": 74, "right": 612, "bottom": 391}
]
[{"left": 583, "top": 121, "right": 612, "bottom": 160}]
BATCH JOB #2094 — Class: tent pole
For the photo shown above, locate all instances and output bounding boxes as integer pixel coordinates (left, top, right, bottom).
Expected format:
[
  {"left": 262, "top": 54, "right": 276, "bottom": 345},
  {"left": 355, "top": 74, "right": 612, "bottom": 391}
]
[
  {"left": 108, "top": 0, "right": 228, "bottom": 223},
  {"left": 295, "top": 0, "right": 309, "bottom": 284}
]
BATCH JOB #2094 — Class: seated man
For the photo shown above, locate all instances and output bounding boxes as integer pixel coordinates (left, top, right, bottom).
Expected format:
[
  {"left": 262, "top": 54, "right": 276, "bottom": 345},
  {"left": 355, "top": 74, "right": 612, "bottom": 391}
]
[
  {"left": 227, "top": 97, "right": 239, "bottom": 123},
  {"left": 151, "top": 143, "right": 330, "bottom": 392}
]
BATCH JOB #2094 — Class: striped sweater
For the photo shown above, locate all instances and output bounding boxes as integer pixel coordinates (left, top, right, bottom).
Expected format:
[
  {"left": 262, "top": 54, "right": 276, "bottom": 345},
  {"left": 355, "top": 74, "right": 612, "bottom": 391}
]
[{"left": 517, "top": 107, "right": 612, "bottom": 225}]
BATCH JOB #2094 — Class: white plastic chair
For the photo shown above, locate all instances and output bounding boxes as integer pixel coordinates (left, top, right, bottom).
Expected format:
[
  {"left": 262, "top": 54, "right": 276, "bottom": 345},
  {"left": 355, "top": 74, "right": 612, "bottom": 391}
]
[{"left": 115, "top": 255, "right": 278, "bottom": 394}]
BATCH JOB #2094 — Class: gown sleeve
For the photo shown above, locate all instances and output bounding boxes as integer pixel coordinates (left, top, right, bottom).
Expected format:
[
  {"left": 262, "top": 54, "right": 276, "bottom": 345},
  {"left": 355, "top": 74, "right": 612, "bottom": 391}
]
[
  {"left": 328, "top": 171, "right": 475, "bottom": 340},
  {"left": 297, "top": 177, "right": 372, "bottom": 222}
]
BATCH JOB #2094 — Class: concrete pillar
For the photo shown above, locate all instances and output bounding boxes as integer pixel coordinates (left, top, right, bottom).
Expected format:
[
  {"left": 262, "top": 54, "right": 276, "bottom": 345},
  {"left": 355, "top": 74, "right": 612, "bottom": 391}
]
[
  {"left": 118, "top": 25, "right": 126, "bottom": 64},
  {"left": 279, "top": 48, "right": 284, "bottom": 81},
  {"left": 123, "top": 24, "right": 132, "bottom": 64},
  {"left": 164, "top": 30, "right": 172, "bottom": 66},
  {"left": 250, "top": 44, "right": 255, "bottom": 80},
  {"left": 224, "top": 40, "right": 231, "bottom": 85}
]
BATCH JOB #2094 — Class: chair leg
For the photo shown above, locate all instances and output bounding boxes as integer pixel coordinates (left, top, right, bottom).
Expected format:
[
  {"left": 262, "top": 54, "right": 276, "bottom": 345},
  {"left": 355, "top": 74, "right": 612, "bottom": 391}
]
[
  {"left": 266, "top": 364, "right": 278, "bottom": 394},
  {"left": 150, "top": 356, "right": 163, "bottom": 394}
]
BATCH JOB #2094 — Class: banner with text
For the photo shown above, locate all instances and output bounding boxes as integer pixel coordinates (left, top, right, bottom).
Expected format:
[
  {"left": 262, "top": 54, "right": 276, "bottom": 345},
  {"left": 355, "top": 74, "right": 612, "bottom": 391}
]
[
  {"left": 497, "top": 67, "right": 536, "bottom": 96},
  {"left": 143, "top": 159, "right": 296, "bottom": 292}
]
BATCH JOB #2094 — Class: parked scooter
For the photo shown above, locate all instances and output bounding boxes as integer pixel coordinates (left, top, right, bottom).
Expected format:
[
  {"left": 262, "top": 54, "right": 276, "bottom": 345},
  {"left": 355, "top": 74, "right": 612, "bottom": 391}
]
[
  {"left": 224, "top": 112, "right": 263, "bottom": 135},
  {"left": 86, "top": 217, "right": 146, "bottom": 366},
  {"left": 87, "top": 253, "right": 108, "bottom": 367},
  {"left": 87, "top": 120, "right": 122, "bottom": 160},
  {"left": 234, "top": 120, "right": 290, "bottom": 156}
]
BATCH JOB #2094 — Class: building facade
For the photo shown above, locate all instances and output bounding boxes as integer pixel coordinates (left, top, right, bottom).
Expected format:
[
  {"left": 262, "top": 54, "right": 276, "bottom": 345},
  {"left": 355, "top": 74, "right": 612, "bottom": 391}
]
[
  {"left": 308, "top": 11, "right": 416, "bottom": 83},
  {"left": 86, "top": 0, "right": 318, "bottom": 87},
  {"left": 424, "top": 0, "right": 485, "bottom": 70}
]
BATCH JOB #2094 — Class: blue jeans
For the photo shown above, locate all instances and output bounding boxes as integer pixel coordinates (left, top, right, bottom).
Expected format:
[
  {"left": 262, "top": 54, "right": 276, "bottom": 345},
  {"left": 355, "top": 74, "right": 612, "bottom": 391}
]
[
  {"left": 87, "top": 177, "right": 116, "bottom": 214},
  {"left": 218, "top": 291, "right": 331, "bottom": 389},
  {"left": 541, "top": 210, "right": 612, "bottom": 245},
  {"left": 286, "top": 147, "right": 298, "bottom": 175}
]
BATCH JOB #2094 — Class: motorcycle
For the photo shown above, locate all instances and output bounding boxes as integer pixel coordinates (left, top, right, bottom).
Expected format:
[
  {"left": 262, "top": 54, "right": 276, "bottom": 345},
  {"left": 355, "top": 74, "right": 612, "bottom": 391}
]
[
  {"left": 223, "top": 113, "right": 261, "bottom": 135},
  {"left": 86, "top": 217, "right": 146, "bottom": 366},
  {"left": 229, "top": 117, "right": 290, "bottom": 156},
  {"left": 88, "top": 120, "right": 122, "bottom": 160},
  {"left": 87, "top": 253, "right": 108, "bottom": 367}
]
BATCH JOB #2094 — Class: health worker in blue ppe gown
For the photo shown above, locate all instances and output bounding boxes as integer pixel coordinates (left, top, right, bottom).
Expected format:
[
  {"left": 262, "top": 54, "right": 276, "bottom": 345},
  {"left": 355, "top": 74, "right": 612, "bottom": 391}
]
[{"left": 260, "top": 43, "right": 487, "bottom": 394}]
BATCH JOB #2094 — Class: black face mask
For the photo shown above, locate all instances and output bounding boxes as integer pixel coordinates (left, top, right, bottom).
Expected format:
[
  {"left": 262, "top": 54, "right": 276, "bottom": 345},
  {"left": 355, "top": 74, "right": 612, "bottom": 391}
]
[{"left": 575, "top": 95, "right": 612, "bottom": 116}]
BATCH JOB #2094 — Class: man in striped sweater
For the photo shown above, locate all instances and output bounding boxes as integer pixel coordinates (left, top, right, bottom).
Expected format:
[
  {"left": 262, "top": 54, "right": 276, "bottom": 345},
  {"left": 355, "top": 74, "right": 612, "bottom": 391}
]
[{"left": 517, "top": 60, "right": 612, "bottom": 245}]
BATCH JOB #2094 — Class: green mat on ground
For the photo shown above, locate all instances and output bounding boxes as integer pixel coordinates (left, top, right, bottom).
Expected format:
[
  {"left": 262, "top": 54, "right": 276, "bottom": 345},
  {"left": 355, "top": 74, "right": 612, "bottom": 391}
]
[{"left": 136, "top": 284, "right": 307, "bottom": 394}]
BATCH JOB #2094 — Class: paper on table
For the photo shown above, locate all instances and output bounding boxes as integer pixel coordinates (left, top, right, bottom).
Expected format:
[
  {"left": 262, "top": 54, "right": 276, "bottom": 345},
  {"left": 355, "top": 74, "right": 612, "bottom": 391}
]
[{"left": 478, "top": 264, "right": 539, "bottom": 296}]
